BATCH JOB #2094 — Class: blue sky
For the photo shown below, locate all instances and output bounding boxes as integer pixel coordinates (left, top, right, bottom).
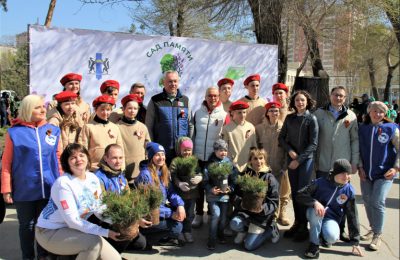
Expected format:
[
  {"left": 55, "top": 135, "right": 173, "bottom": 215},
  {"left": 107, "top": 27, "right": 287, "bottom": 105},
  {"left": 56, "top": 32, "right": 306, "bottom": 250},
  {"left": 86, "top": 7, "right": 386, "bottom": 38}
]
[{"left": 0, "top": 0, "right": 134, "bottom": 40}]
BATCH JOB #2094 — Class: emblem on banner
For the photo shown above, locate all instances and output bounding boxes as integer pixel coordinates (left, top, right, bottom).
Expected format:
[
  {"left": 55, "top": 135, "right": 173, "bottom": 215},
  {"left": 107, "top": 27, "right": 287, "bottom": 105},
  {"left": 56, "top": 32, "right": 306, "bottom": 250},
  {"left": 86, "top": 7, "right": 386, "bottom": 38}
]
[{"left": 88, "top": 53, "right": 110, "bottom": 80}]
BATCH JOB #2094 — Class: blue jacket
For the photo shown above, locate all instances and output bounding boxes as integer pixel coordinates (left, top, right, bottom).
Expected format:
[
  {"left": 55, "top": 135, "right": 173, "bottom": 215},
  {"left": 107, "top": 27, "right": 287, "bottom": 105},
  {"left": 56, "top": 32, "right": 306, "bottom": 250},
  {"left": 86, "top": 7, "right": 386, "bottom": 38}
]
[
  {"left": 8, "top": 123, "right": 60, "bottom": 201},
  {"left": 359, "top": 122, "right": 398, "bottom": 180},
  {"left": 136, "top": 160, "right": 184, "bottom": 219},
  {"left": 148, "top": 89, "right": 190, "bottom": 158},
  {"left": 95, "top": 168, "right": 128, "bottom": 194}
]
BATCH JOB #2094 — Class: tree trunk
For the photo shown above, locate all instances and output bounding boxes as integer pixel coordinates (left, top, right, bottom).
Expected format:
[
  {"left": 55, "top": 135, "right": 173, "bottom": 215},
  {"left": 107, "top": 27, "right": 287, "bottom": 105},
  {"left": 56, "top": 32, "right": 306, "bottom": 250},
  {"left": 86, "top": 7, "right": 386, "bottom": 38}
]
[
  {"left": 302, "top": 24, "right": 326, "bottom": 77},
  {"left": 367, "top": 58, "right": 379, "bottom": 101},
  {"left": 384, "top": 62, "right": 400, "bottom": 102},
  {"left": 168, "top": 21, "right": 174, "bottom": 36},
  {"left": 176, "top": 2, "right": 185, "bottom": 37},
  {"left": 247, "top": 0, "right": 286, "bottom": 83},
  {"left": 44, "top": 0, "right": 57, "bottom": 28},
  {"left": 386, "top": 10, "right": 400, "bottom": 44}
]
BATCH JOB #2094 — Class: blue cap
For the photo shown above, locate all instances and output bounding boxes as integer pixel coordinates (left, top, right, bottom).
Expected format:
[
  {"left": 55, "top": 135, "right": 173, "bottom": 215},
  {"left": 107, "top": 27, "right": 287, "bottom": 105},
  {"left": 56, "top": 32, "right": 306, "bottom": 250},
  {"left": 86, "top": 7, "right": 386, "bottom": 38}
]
[{"left": 146, "top": 142, "right": 165, "bottom": 159}]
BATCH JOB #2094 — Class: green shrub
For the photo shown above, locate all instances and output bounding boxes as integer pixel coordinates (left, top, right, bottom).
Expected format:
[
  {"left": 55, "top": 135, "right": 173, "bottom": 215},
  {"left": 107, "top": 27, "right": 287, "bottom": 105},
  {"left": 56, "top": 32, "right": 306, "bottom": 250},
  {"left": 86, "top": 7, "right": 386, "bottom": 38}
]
[
  {"left": 102, "top": 189, "right": 149, "bottom": 228},
  {"left": 236, "top": 174, "right": 267, "bottom": 194},
  {"left": 136, "top": 184, "right": 164, "bottom": 211},
  {"left": 173, "top": 156, "right": 198, "bottom": 178},
  {"left": 207, "top": 162, "right": 231, "bottom": 180}
]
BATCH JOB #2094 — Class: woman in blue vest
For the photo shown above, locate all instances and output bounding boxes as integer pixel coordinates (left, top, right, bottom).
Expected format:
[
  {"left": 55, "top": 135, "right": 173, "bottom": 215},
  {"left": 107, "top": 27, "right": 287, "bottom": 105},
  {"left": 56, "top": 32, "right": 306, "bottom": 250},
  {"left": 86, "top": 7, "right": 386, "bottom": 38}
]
[
  {"left": 1, "top": 94, "right": 62, "bottom": 260},
  {"left": 358, "top": 101, "right": 399, "bottom": 251}
]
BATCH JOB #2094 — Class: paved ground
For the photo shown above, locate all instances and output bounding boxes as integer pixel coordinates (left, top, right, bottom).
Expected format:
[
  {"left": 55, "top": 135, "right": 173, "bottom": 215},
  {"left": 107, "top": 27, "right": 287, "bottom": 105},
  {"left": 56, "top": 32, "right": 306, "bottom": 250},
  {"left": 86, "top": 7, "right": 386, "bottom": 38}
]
[{"left": 0, "top": 175, "right": 398, "bottom": 260}]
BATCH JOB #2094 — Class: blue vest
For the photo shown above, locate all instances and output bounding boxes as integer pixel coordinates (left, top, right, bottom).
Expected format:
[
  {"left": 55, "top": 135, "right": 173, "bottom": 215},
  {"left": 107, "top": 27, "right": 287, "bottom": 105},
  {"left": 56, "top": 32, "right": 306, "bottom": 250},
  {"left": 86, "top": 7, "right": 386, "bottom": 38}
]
[
  {"left": 95, "top": 168, "right": 127, "bottom": 194},
  {"left": 359, "top": 123, "right": 398, "bottom": 180},
  {"left": 8, "top": 123, "right": 60, "bottom": 201},
  {"left": 313, "top": 177, "right": 355, "bottom": 223},
  {"left": 151, "top": 89, "right": 189, "bottom": 155}
]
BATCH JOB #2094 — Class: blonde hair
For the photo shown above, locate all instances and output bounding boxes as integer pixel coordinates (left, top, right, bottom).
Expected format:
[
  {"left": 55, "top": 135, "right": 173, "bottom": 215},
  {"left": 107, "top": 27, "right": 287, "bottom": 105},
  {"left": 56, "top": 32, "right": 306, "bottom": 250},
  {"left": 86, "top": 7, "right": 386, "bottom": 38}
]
[
  {"left": 248, "top": 147, "right": 267, "bottom": 163},
  {"left": 18, "top": 95, "right": 44, "bottom": 122}
]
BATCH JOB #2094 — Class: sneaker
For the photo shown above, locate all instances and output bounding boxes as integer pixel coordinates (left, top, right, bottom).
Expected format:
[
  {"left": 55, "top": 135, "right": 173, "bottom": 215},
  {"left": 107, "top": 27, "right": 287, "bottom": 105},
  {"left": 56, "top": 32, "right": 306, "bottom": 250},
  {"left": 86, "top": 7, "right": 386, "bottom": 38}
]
[
  {"left": 320, "top": 237, "right": 331, "bottom": 248},
  {"left": 207, "top": 239, "right": 216, "bottom": 250},
  {"left": 339, "top": 231, "right": 351, "bottom": 243},
  {"left": 234, "top": 232, "right": 246, "bottom": 244},
  {"left": 360, "top": 230, "right": 374, "bottom": 241},
  {"left": 183, "top": 232, "right": 194, "bottom": 243},
  {"left": 304, "top": 243, "right": 320, "bottom": 259},
  {"left": 271, "top": 222, "right": 280, "bottom": 243},
  {"left": 192, "top": 214, "right": 203, "bottom": 228},
  {"left": 158, "top": 236, "right": 185, "bottom": 247},
  {"left": 283, "top": 223, "right": 299, "bottom": 238},
  {"left": 369, "top": 233, "right": 381, "bottom": 251}
]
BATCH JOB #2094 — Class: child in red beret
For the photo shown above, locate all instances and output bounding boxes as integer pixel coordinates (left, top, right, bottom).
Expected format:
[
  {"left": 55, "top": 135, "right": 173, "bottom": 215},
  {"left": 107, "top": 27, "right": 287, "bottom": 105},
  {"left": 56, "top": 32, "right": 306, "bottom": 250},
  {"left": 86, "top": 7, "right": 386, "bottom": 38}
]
[
  {"left": 79, "top": 95, "right": 124, "bottom": 172},
  {"left": 221, "top": 101, "right": 257, "bottom": 172}
]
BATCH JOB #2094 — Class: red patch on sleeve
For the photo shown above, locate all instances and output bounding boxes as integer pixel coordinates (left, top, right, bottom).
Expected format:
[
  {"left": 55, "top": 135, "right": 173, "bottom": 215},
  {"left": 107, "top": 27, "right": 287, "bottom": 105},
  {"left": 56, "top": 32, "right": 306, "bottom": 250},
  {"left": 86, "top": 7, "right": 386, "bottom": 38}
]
[{"left": 60, "top": 200, "right": 69, "bottom": 210}]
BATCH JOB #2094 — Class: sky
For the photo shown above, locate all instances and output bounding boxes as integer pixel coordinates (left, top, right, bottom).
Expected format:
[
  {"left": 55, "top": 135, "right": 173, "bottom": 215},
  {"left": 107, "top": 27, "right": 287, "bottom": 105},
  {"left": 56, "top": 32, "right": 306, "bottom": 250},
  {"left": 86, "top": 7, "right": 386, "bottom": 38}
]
[{"left": 0, "top": 0, "right": 135, "bottom": 42}]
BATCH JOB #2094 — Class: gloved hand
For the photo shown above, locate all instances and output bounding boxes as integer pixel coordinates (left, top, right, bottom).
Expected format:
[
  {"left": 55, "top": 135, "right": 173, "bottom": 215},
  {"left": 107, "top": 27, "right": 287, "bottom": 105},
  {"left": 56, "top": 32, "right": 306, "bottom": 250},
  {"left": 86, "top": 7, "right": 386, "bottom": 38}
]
[
  {"left": 178, "top": 182, "right": 190, "bottom": 192},
  {"left": 190, "top": 175, "right": 203, "bottom": 185}
]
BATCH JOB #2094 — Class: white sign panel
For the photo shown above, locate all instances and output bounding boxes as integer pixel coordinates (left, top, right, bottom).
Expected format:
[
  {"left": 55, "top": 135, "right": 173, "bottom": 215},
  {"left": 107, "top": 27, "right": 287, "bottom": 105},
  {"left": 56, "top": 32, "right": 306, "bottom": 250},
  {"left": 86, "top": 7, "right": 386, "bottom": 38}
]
[{"left": 29, "top": 25, "right": 278, "bottom": 110}]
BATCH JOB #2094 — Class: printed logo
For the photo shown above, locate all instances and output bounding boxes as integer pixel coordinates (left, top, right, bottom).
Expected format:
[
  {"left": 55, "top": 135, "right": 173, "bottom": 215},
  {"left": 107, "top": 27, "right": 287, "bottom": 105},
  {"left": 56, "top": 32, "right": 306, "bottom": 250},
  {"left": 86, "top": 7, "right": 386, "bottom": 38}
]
[
  {"left": 60, "top": 200, "right": 69, "bottom": 210},
  {"left": 45, "top": 134, "right": 57, "bottom": 146},
  {"left": 88, "top": 53, "right": 110, "bottom": 80},
  {"left": 336, "top": 194, "right": 348, "bottom": 205},
  {"left": 377, "top": 132, "right": 389, "bottom": 144}
]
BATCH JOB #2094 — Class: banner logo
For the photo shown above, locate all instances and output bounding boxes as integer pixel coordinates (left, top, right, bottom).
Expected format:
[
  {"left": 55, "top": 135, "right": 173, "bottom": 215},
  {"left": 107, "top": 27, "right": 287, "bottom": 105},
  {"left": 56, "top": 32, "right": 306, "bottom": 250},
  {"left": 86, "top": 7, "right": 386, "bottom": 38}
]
[{"left": 88, "top": 53, "right": 110, "bottom": 80}]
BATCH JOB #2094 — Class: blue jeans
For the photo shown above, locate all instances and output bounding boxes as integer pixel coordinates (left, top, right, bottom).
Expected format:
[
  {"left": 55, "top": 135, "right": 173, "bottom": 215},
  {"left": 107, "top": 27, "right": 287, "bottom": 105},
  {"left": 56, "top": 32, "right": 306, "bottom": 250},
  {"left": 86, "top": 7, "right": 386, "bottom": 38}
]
[
  {"left": 230, "top": 216, "right": 273, "bottom": 251},
  {"left": 306, "top": 208, "right": 339, "bottom": 245},
  {"left": 288, "top": 158, "right": 313, "bottom": 224},
  {"left": 14, "top": 199, "right": 48, "bottom": 259},
  {"left": 182, "top": 198, "right": 196, "bottom": 233},
  {"left": 360, "top": 178, "right": 393, "bottom": 234},
  {"left": 208, "top": 201, "right": 228, "bottom": 240},
  {"left": 141, "top": 217, "right": 182, "bottom": 239}
]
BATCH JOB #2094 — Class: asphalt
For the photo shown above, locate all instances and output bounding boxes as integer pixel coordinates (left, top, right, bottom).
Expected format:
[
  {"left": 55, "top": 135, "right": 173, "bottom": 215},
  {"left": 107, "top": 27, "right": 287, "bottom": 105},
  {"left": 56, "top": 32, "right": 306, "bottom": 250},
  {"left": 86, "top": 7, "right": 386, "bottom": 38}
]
[{"left": 0, "top": 174, "right": 398, "bottom": 260}]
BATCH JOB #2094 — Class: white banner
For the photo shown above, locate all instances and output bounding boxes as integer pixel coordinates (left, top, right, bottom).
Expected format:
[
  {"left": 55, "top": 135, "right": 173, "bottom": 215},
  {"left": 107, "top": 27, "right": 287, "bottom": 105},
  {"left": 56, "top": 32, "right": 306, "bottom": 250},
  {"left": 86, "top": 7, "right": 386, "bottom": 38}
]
[{"left": 29, "top": 25, "right": 278, "bottom": 110}]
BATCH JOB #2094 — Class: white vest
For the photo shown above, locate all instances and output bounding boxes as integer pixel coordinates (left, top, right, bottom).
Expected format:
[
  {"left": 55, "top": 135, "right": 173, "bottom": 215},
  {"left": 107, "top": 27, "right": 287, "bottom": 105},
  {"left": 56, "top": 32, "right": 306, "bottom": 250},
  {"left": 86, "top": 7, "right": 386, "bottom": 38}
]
[{"left": 193, "top": 103, "right": 227, "bottom": 161}]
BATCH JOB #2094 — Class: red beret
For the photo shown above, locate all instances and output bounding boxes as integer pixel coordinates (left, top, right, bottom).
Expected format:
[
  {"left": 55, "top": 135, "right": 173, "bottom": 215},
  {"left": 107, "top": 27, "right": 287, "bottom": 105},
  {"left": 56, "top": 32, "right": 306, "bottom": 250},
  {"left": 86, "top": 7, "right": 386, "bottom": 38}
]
[
  {"left": 264, "top": 101, "right": 282, "bottom": 111},
  {"left": 60, "top": 73, "right": 82, "bottom": 86},
  {"left": 229, "top": 100, "right": 249, "bottom": 111},
  {"left": 100, "top": 80, "right": 120, "bottom": 93},
  {"left": 55, "top": 91, "right": 78, "bottom": 103},
  {"left": 243, "top": 74, "right": 260, "bottom": 86},
  {"left": 217, "top": 78, "right": 234, "bottom": 88},
  {"left": 272, "top": 83, "right": 289, "bottom": 93},
  {"left": 92, "top": 94, "right": 115, "bottom": 107},
  {"left": 121, "top": 94, "right": 143, "bottom": 107}
]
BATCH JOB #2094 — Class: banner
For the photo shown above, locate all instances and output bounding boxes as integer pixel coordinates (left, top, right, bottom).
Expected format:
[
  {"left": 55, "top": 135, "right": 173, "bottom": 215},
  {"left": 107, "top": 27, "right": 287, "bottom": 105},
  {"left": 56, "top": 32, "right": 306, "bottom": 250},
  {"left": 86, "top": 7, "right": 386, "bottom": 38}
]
[{"left": 29, "top": 25, "right": 278, "bottom": 110}]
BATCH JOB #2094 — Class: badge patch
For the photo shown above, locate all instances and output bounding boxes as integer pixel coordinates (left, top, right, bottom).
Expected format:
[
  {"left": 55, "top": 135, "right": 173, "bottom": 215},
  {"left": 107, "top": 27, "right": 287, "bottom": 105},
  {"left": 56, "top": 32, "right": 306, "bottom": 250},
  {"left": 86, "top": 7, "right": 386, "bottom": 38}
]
[
  {"left": 45, "top": 134, "right": 57, "bottom": 146},
  {"left": 60, "top": 200, "right": 69, "bottom": 210},
  {"left": 336, "top": 194, "right": 348, "bottom": 205},
  {"left": 377, "top": 132, "right": 389, "bottom": 143}
]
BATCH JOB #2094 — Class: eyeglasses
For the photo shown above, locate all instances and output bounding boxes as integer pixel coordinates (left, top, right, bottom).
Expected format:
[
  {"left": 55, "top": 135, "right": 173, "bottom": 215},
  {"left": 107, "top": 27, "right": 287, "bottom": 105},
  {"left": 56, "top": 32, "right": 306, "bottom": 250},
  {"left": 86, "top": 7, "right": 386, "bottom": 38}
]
[{"left": 331, "top": 93, "right": 346, "bottom": 98}]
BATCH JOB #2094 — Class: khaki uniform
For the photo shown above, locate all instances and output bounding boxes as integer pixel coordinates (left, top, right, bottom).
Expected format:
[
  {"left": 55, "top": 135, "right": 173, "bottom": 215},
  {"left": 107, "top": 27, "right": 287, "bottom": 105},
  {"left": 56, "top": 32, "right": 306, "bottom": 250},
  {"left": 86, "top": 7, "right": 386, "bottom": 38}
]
[
  {"left": 222, "top": 120, "right": 257, "bottom": 172},
  {"left": 78, "top": 119, "right": 124, "bottom": 172},
  {"left": 117, "top": 119, "right": 150, "bottom": 182},
  {"left": 47, "top": 108, "right": 84, "bottom": 151},
  {"left": 239, "top": 96, "right": 266, "bottom": 126}
]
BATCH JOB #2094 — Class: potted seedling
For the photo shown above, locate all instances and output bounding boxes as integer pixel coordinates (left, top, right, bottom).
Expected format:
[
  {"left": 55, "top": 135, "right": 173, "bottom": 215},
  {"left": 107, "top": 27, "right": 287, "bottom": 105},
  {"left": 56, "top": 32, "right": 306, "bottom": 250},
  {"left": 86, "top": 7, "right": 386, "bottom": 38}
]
[
  {"left": 173, "top": 156, "right": 199, "bottom": 189},
  {"left": 236, "top": 174, "right": 267, "bottom": 212},
  {"left": 137, "top": 184, "right": 164, "bottom": 225},
  {"left": 207, "top": 162, "right": 232, "bottom": 193},
  {"left": 102, "top": 189, "right": 148, "bottom": 240}
]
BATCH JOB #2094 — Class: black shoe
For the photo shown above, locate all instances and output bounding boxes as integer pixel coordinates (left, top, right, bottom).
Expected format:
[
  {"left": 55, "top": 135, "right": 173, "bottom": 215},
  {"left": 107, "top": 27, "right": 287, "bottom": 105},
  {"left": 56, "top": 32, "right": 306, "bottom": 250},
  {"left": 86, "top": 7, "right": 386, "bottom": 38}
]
[
  {"left": 339, "top": 232, "right": 351, "bottom": 243},
  {"left": 293, "top": 227, "right": 309, "bottom": 242},
  {"left": 320, "top": 237, "right": 331, "bottom": 248},
  {"left": 218, "top": 231, "right": 227, "bottom": 244},
  {"left": 207, "top": 239, "right": 216, "bottom": 250},
  {"left": 304, "top": 243, "right": 320, "bottom": 259},
  {"left": 158, "top": 236, "right": 185, "bottom": 247},
  {"left": 283, "top": 223, "right": 299, "bottom": 238}
]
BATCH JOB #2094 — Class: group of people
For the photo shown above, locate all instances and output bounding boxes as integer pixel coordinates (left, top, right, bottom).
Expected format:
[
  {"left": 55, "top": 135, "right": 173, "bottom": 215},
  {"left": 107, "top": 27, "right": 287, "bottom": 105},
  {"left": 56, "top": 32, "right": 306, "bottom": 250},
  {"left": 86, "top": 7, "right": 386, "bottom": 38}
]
[{"left": 0, "top": 70, "right": 398, "bottom": 260}]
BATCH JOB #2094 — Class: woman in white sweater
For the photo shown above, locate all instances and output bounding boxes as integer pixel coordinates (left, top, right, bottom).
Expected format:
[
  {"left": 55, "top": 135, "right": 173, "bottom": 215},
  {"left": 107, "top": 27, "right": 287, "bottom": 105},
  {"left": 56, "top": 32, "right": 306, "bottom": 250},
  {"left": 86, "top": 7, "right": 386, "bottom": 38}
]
[{"left": 35, "top": 143, "right": 121, "bottom": 260}]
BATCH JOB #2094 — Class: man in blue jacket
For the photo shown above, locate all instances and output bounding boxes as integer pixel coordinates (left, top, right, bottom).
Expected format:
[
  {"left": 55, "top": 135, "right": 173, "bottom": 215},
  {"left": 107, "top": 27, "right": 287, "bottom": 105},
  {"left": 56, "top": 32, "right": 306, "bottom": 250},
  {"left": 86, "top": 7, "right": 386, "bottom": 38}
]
[{"left": 145, "top": 71, "right": 193, "bottom": 165}]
